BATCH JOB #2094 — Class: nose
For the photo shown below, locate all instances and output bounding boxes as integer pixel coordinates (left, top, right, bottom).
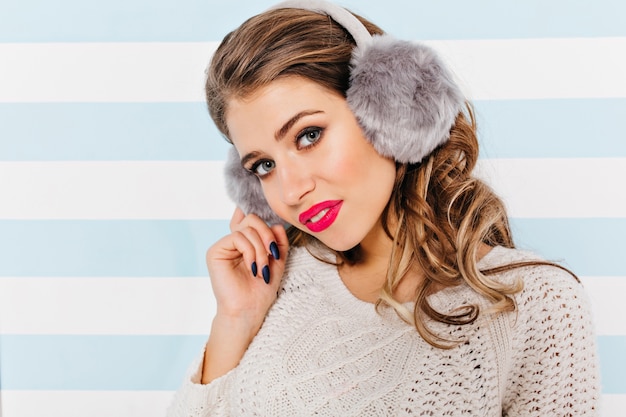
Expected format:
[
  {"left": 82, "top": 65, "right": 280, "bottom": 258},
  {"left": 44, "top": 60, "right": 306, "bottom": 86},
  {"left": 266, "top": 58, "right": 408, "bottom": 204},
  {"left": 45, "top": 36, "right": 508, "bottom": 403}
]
[{"left": 276, "top": 157, "right": 315, "bottom": 206}]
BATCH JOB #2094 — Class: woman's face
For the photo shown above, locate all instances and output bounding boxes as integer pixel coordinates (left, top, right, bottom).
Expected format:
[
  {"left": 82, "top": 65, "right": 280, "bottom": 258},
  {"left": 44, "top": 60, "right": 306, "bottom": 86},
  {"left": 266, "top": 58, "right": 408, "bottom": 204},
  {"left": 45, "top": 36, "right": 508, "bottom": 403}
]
[{"left": 226, "top": 76, "right": 397, "bottom": 252}]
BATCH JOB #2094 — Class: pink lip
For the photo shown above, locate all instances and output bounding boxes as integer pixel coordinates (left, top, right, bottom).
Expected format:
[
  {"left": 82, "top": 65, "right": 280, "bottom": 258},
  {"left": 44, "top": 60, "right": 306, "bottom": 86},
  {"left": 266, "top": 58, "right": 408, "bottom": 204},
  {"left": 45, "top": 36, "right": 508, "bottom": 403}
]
[{"left": 299, "top": 200, "right": 343, "bottom": 233}]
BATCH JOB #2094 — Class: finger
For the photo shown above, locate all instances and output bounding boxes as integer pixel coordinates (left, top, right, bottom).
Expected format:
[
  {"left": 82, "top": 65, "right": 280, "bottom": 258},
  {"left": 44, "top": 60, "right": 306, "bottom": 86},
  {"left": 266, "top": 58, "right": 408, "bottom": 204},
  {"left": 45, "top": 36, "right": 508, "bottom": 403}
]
[
  {"left": 229, "top": 207, "right": 246, "bottom": 231},
  {"left": 237, "top": 222, "right": 289, "bottom": 285},
  {"left": 233, "top": 214, "right": 284, "bottom": 262},
  {"left": 261, "top": 225, "right": 289, "bottom": 288},
  {"left": 207, "top": 231, "right": 259, "bottom": 279},
  {"left": 269, "top": 223, "right": 289, "bottom": 261},
  {"left": 237, "top": 226, "right": 272, "bottom": 280}
]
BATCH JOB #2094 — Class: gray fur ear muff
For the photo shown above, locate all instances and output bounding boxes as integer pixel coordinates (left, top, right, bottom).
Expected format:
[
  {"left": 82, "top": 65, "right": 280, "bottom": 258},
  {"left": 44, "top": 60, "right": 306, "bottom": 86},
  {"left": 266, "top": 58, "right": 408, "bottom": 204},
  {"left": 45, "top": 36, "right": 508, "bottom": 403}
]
[
  {"left": 224, "top": 146, "right": 285, "bottom": 226},
  {"left": 223, "top": 0, "right": 465, "bottom": 224},
  {"left": 348, "top": 36, "right": 464, "bottom": 163}
]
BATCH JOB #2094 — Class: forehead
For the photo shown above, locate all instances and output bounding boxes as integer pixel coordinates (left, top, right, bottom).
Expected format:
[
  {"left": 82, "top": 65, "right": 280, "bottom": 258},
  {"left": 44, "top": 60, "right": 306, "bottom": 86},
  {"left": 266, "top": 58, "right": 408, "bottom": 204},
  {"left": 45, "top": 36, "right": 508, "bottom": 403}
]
[{"left": 229, "top": 76, "right": 340, "bottom": 112}]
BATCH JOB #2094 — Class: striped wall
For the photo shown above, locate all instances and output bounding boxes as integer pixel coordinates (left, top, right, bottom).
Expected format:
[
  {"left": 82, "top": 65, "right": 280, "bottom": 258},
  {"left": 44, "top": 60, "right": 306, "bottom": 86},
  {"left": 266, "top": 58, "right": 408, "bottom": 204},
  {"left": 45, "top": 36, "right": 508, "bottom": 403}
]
[{"left": 0, "top": 0, "right": 624, "bottom": 415}]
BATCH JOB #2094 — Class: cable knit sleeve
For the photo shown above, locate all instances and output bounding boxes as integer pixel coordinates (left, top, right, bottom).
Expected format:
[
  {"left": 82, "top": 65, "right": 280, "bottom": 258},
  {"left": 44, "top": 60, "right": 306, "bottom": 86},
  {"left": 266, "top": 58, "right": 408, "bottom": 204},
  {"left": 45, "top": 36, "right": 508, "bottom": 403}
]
[
  {"left": 502, "top": 264, "right": 601, "bottom": 416},
  {"left": 165, "top": 348, "right": 233, "bottom": 417}
]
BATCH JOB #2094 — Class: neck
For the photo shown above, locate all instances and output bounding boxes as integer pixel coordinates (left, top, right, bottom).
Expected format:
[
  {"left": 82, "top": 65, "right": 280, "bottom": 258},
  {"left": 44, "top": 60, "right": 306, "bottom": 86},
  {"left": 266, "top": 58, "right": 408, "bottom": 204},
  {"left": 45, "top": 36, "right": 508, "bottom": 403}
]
[
  {"left": 353, "top": 218, "right": 394, "bottom": 268},
  {"left": 338, "top": 219, "right": 422, "bottom": 303},
  {"left": 361, "top": 211, "right": 396, "bottom": 253}
]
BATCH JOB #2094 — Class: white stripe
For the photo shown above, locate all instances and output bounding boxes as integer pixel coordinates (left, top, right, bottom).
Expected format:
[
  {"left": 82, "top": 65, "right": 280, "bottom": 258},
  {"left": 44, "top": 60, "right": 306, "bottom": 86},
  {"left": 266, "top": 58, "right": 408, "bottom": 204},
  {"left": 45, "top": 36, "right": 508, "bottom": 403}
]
[
  {"left": 0, "top": 161, "right": 234, "bottom": 220},
  {"left": 427, "top": 37, "right": 626, "bottom": 100},
  {"left": 601, "top": 394, "right": 626, "bottom": 417},
  {"left": 0, "top": 391, "right": 622, "bottom": 417},
  {"left": 580, "top": 277, "right": 626, "bottom": 337},
  {"left": 1, "top": 38, "right": 625, "bottom": 102},
  {"left": 0, "top": 42, "right": 212, "bottom": 103},
  {"left": 0, "top": 277, "right": 214, "bottom": 335},
  {"left": 0, "top": 390, "right": 175, "bottom": 417},
  {"left": 0, "top": 276, "right": 622, "bottom": 336},
  {"left": 474, "top": 158, "right": 626, "bottom": 218},
  {"left": 1, "top": 158, "right": 624, "bottom": 220}
]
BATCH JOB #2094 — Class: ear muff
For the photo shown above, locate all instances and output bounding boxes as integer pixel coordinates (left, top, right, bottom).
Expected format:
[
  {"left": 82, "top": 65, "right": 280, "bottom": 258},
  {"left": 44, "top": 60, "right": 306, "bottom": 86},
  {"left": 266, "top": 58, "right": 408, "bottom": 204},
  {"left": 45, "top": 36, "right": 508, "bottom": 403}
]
[
  {"left": 222, "top": 0, "right": 465, "bottom": 225},
  {"left": 224, "top": 146, "right": 285, "bottom": 226}
]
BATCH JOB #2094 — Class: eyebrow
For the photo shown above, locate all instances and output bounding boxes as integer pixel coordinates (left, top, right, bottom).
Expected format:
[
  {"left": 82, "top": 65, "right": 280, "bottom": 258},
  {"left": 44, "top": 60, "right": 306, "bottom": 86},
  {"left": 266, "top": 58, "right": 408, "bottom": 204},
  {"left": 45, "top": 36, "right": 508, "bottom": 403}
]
[
  {"left": 239, "top": 109, "right": 323, "bottom": 168},
  {"left": 275, "top": 110, "right": 323, "bottom": 141},
  {"left": 240, "top": 150, "right": 261, "bottom": 169}
]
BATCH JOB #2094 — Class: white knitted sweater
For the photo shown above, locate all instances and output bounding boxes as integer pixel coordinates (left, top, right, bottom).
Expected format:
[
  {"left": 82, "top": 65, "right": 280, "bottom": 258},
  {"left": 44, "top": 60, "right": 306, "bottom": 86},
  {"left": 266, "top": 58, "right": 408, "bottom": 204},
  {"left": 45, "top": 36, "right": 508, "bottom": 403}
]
[{"left": 167, "top": 246, "right": 600, "bottom": 416}]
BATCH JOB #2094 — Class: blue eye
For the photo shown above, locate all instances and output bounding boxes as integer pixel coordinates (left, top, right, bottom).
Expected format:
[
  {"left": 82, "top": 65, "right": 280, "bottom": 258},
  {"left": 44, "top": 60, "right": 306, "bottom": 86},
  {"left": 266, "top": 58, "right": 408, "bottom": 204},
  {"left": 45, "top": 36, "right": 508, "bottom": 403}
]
[
  {"left": 251, "top": 159, "right": 275, "bottom": 177},
  {"left": 297, "top": 127, "right": 323, "bottom": 148}
]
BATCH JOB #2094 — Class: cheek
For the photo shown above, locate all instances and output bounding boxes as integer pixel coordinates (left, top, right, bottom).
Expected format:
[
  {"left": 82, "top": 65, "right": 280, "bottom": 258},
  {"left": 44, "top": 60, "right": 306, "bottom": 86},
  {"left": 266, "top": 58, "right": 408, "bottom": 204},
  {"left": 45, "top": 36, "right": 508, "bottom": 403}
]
[
  {"left": 322, "top": 136, "right": 364, "bottom": 178},
  {"left": 325, "top": 136, "right": 394, "bottom": 189},
  {"left": 326, "top": 155, "right": 356, "bottom": 180}
]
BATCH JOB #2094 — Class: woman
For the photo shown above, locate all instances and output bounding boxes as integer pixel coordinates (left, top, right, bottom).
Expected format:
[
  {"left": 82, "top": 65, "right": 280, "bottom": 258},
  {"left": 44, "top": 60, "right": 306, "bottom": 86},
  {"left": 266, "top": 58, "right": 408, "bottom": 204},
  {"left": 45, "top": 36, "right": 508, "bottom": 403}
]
[{"left": 167, "top": 1, "right": 600, "bottom": 415}]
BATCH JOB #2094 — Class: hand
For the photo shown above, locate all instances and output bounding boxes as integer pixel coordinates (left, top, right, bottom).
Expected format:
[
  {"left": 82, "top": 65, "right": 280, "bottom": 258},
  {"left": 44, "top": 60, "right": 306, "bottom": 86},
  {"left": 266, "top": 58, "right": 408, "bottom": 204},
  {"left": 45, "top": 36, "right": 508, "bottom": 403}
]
[
  {"left": 206, "top": 207, "right": 289, "bottom": 335},
  {"left": 200, "top": 208, "right": 288, "bottom": 383}
]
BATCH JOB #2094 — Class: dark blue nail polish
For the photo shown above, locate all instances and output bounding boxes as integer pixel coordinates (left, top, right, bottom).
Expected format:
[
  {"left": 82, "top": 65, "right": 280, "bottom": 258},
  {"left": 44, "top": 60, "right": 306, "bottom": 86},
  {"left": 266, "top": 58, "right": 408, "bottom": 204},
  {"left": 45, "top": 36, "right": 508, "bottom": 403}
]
[
  {"left": 269, "top": 241, "right": 280, "bottom": 260},
  {"left": 262, "top": 265, "right": 270, "bottom": 284},
  {"left": 251, "top": 261, "right": 257, "bottom": 277}
]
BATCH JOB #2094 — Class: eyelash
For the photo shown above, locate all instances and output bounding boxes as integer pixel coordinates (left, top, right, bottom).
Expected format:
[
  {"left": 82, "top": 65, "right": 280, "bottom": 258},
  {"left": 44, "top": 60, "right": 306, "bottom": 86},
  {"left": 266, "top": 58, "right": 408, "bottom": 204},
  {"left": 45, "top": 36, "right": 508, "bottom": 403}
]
[
  {"left": 296, "top": 126, "right": 324, "bottom": 150},
  {"left": 247, "top": 159, "right": 270, "bottom": 176},
  {"left": 248, "top": 126, "right": 324, "bottom": 178}
]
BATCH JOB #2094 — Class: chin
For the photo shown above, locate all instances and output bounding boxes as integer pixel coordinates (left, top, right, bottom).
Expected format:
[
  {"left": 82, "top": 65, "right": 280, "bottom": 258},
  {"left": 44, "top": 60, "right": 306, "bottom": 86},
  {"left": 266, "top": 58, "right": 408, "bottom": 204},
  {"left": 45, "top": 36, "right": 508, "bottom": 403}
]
[{"left": 289, "top": 223, "right": 363, "bottom": 253}]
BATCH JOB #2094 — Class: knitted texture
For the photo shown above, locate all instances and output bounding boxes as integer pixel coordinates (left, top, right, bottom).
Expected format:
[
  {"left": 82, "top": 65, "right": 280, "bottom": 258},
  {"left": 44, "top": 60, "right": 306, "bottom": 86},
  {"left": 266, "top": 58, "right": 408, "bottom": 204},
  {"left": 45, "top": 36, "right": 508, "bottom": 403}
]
[{"left": 167, "top": 246, "right": 600, "bottom": 416}]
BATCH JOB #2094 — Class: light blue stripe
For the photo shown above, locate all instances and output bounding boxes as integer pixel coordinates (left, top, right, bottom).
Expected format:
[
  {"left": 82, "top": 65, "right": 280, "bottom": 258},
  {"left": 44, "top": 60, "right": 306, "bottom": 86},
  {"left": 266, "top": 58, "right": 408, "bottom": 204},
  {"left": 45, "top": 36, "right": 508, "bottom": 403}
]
[
  {"left": 598, "top": 336, "right": 626, "bottom": 395},
  {"left": 475, "top": 99, "right": 626, "bottom": 159},
  {"left": 0, "top": 103, "right": 230, "bottom": 161},
  {"left": 0, "top": 220, "right": 229, "bottom": 277},
  {"left": 0, "top": 335, "right": 205, "bottom": 390},
  {"left": 1, "top": 99, "right": 624, "bottom": 161},
  {"left": 510, "top": 218, "right": 626, "bottom": 277},
  {"left": 0, "top": 334, "right": 622, "bottom": 392},
  {"left": 0, "top": 219, "right": 624, "bottom": 277},
  {"left": 0, "top": 0, "right": 624, "bottom": 42}
]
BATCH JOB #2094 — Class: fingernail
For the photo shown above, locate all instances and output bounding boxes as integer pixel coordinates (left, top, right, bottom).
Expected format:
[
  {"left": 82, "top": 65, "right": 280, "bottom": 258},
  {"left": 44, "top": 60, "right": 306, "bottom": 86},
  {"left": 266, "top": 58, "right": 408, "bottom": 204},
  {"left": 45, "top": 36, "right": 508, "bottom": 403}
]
[
  {"left": 251, "top": 261, "right": 257, "bottom": 277},
  {"left": 269, "top": 241, "right": 280, "bottom": 260},
  {"left": 262, "top": 265, "right": 270, "bottom": 284}
]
